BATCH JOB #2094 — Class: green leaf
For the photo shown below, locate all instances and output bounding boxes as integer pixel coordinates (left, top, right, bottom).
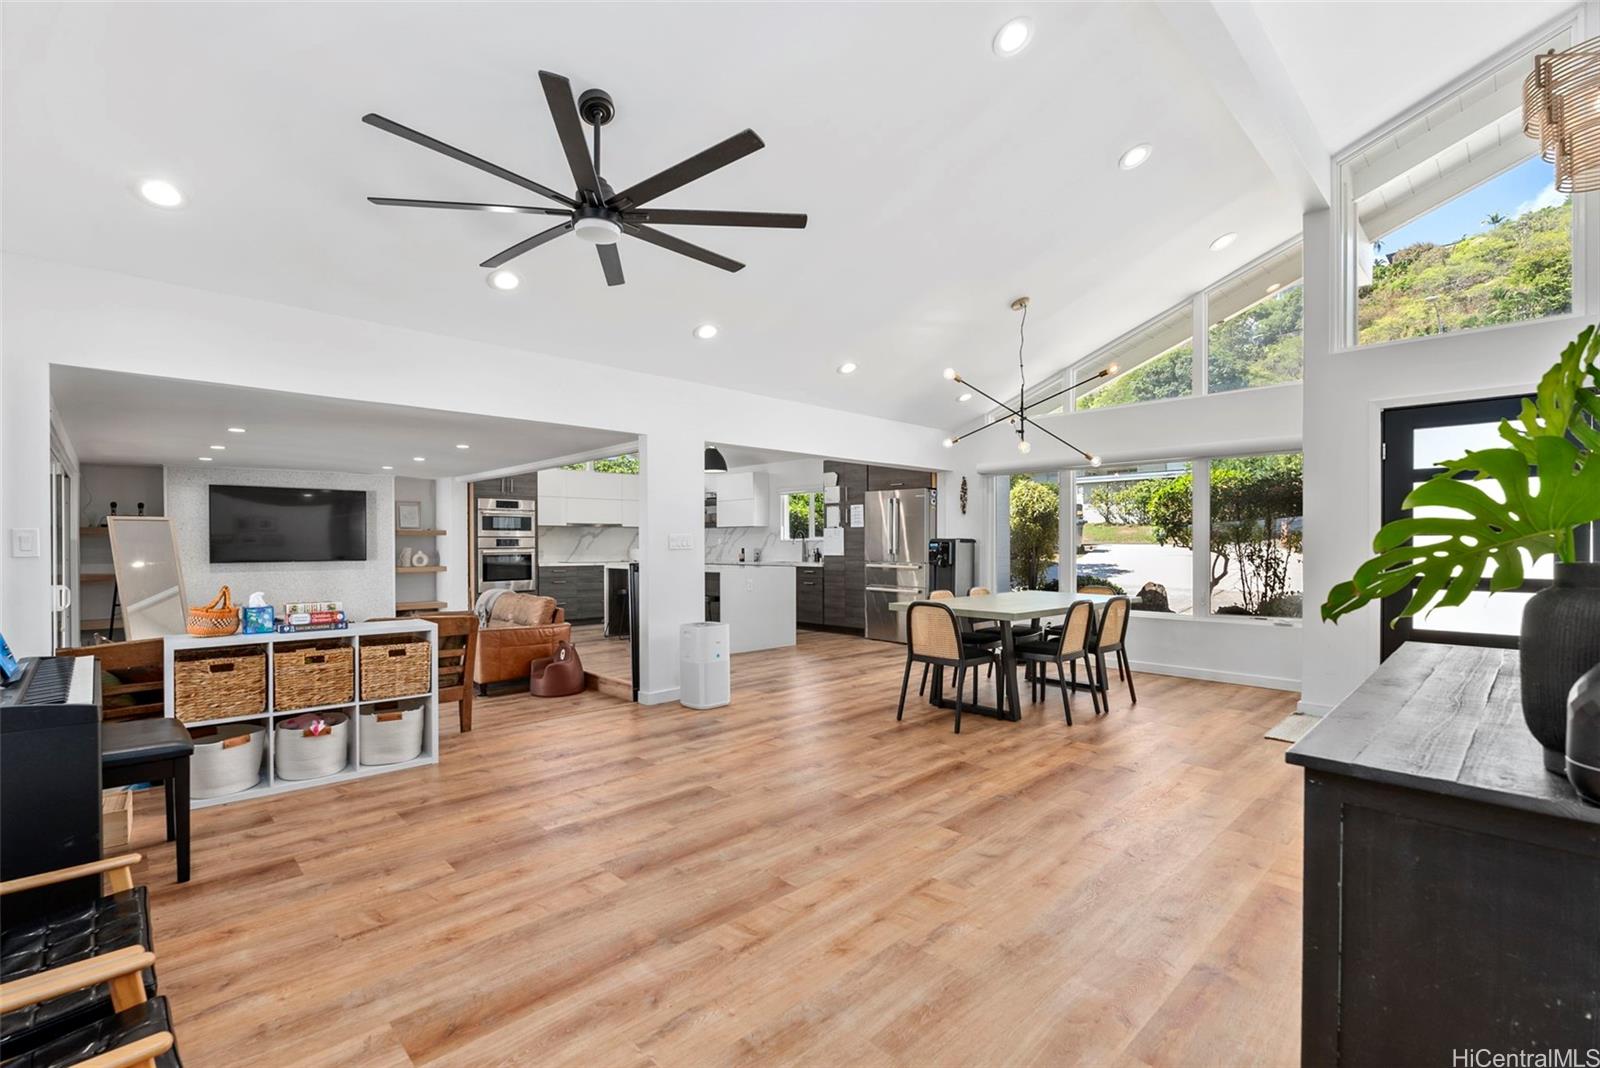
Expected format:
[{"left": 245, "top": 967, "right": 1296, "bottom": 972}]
[
  {"left": 1498, "top": 323, "right": 1600, "bottom": 459},
  {"left": 1321, "top": 436, "right": 1600, "bottom": 623}
]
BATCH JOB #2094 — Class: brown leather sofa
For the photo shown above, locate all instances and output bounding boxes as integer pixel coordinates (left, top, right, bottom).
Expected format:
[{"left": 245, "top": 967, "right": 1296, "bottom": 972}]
[{"left": 474, "top": 593, "right": 572, "bottom": 693}]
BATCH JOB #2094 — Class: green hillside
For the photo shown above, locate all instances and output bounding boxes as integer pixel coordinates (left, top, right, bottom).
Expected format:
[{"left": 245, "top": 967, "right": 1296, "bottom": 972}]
[{"left": 1359, "top": 201, "right": 1572, "bottom": 342}]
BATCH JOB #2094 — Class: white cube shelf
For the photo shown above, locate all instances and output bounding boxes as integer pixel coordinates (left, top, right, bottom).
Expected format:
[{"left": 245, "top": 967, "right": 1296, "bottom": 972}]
[{"left": 162, "top": 619, "right": 439, "bottom": 809}]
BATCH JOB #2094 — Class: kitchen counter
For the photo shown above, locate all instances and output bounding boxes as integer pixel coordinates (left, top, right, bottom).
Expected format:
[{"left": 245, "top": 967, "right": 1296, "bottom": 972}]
[
  {"left": 704, "top": 560, "right": 814, "bottom": 567},
  {"left": 705, "top": 564, "right": 796, "bottom": 652}
]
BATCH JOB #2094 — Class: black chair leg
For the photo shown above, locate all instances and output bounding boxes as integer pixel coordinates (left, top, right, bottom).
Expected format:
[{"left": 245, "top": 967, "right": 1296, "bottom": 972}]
[
  {"left": 1096, "top": 652, "right": 1112, "bottom": 707},
  {"left": 1119, "top": 649, "right": 1137, "bottom": 704},
  {"left": 971, "top": 664, "right": 979, "bottom": 705},
  {"left": 952, "top": 665, "right": 965, "bottom": 734},
  {"left": 918, "top": 662, "right": 930, "bottom": 697},
  {"left": 1086, "top": 658, "right": 1105, "bottom": 716},
  {"left": 164, "top": 776, "right": 176, "bottom": 843},
  {"left": 175, "top": 756, "right": 191, "bottom": 884},
  {"left": 1055, "top": 658, "right": 1072, "bottom": 725},
  {"left": 898, "top": 658, "right": 913, "bottom": 721}
]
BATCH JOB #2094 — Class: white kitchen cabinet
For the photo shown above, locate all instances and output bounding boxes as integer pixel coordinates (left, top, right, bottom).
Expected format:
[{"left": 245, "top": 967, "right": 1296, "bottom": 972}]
[
  {"left": 714, "top": 471, "right": 768, "bottom": 528},
  {"left": 537, "top": 469, "right": 568, "bottom": 497},
  {"left": 621, "top": 499, "right": 639, "bottom": 526},
  {"left": 539, "top": 494, "right": 567, "bottom": 527},
  {"left": 566, "top": 469, "right": 624, "bottom": 500},
  {"left": 564, "top": 497, "right": 623, "bottom": 525},
  {"left": 537, "top": 469, "right": 637, "bottom": 527}
]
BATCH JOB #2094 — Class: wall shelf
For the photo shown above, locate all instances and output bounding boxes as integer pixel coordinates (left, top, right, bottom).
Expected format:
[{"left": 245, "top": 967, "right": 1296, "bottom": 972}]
[
  {"left": 396, "top": 529, "right": 446, "bottom": 537},
  {"left": 397, "top": 565, "right": 446, "bottom": 574},
  {"left": 396, "top": 600, "right": 446, "bottom": 614}
]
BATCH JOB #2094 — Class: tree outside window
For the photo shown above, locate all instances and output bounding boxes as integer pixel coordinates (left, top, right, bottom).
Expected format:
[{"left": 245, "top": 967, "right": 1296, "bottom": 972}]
[
  {"left": 1008, "top": 474, "right": 1059, "bottom": 590},
  {"left": 783, "top": 490, "right": 826, "bottom": 540}
]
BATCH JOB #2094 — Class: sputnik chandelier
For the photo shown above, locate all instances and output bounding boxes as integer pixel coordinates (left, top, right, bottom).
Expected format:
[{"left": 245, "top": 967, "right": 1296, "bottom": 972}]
[
  {"left": 940, "top": 296, "right": 1113, "bottom": 465},
  {"left": 1524, "top": 36, "right": 1600, "bottom": 193}
]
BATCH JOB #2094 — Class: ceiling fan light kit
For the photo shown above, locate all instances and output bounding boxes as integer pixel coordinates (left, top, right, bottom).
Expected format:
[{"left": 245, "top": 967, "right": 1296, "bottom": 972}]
[
  {"left": 941, "top": 296, "right": 1110, "bottom": 467},
  {"left": 365, "top": 70, "right": 808, "bottom": 286}
]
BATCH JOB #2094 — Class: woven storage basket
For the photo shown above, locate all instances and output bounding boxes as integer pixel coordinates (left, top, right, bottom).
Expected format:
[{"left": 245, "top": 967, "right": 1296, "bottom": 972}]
[
  {"left": 359, "top": 634, "right": 431, "bottom": 700},
  {"left": 273, "top": 640, "right": 354, "bottom": 711},
  {"left": 174, "top": 646, "right": 267, "bottom": 723},
  {"left": 189, "top": 723, "right": 265, "bottom": 798},
  {"left": 274, "top": 712, "right": 350, "bottom": 781},
  {"left": 186, "top": 585, "right": 241, "bottom": 637},
  {"left": 359, "top": 703, "right": 424, "bottom": 766}
]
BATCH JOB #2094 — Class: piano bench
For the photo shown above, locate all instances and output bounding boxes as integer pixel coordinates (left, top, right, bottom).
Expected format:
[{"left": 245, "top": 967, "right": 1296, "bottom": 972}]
[{"left": 101, "top": 722, "right": 193, "bottom": 885}]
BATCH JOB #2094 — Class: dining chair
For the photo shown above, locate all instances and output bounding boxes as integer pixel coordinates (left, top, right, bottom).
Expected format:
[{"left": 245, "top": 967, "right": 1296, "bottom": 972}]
[
  {"left": 1078, "top": 584, "right": 1119, "bottom": 595},
  {"left": 917, "top": 590, "right": 1000, "bottom": 703},
  {"left": 899, "top": 601, "right": 993, "bottom": 734},
  {"left": 1014, "top": 600, "right": 1101, "bottom": 723},
  {"left": 1088, "top": 595, "right": 1136, "bottom": 706}
]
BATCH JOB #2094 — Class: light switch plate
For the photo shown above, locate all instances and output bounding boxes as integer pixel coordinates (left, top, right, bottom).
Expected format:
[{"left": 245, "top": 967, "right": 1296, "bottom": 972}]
[
  {"left": 668, "top": 533, "right": 693, "bottom": 551},
  {"left": 10, "top": 528, "right": 41, "bottom": 558}
]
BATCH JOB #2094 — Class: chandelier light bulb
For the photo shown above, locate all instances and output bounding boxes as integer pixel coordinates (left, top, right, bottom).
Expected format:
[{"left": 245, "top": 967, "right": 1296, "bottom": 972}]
[
  {"left": 943, "top": 367, "right": 957, "bottom": 380},
  {"left": 1017, "top": 439, "right": 1032, "bottom": 455},
  {"left": 942, "top": 438, "right": 955, "bottom": 448},
  {"left": 1106, "top": 363, "right": 1119, "bottom": 375},
  {"left": 1089, "top": 455, "right": 1103, "bottom": 467}
]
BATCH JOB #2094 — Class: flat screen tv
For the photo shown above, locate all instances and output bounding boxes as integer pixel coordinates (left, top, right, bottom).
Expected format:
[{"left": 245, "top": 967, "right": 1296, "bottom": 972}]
[{"left": 209, "top": 485, "right": 367, "bottom": 563}]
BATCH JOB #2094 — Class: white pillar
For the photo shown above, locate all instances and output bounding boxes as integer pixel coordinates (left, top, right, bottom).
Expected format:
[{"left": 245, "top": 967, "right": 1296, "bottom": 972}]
[
  {"left": 0, "top": 351, "right": 54, "bottom": 654},
  {"left": 636, "top": 429, "right": 704, "bottom": 703}
]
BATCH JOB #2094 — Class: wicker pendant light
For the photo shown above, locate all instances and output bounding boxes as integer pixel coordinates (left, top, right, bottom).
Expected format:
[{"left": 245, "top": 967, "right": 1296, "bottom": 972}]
[{"left": 1524, "top": 36, "right": 1600, "bottom": 193}]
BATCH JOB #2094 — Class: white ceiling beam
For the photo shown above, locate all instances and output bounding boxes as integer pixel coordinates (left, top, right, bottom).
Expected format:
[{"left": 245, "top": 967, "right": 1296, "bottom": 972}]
[{"left": 1155, "top": 0, "right": 1331, "bottom": 210}]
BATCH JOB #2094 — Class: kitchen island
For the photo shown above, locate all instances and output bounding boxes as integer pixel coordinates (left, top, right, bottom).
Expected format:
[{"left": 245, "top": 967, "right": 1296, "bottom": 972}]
[{"left": 705, "top": 564, "right": 796, "bottom": 653}]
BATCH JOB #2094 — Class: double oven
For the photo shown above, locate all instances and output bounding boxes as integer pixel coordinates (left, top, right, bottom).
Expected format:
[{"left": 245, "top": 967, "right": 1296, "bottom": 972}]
[{"left": 476, "top": 497, "right": 537, "bottom": 591}]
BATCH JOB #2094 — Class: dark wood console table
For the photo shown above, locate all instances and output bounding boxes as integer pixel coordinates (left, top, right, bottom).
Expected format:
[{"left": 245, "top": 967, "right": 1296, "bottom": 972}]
[{"left": 1287, "top": 644, "right": 1600, "bottom": 1066}]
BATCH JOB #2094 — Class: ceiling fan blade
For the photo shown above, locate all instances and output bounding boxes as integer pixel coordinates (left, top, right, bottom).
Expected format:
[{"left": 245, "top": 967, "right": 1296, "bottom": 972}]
[
  {"left": 623, "top": 223, "right": 744, "bottom": 273},
  {"left": 539, "top": 71, "right": 602, "bottom": 204},
  {"left": 479, "top": 221, "right": 574, "bottom": 268},
  {"left": 362, "top": 113, "right": 577, "bottom": 207},
  {"left": 607, "top": 129, "right": 765, "bottom": 210},
  {"left": 369, "top": 197, "right": 571, "bottom": 216},
  {"left": 596, "top": 243, "right": 625, "bottom": 286},
  {"left": 620, "top": 209, "right": 807, "bottom": 229}
]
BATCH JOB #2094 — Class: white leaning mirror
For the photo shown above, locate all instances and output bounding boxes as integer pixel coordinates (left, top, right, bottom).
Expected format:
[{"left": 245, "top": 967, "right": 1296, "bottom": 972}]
[{"left": 106, "top": 516, "right": 189, "bottom": 639}]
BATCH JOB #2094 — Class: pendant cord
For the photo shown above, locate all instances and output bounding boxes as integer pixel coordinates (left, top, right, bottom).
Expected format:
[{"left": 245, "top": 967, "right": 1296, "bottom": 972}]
[{"left": 1017, "top": 301, "right": 1028, "bottom": 440}]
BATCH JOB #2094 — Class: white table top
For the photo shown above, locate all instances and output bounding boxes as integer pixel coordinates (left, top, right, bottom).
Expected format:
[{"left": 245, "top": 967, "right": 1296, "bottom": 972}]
[{"left": 888, "top": 590, "right": 1113, "bottom": 622}]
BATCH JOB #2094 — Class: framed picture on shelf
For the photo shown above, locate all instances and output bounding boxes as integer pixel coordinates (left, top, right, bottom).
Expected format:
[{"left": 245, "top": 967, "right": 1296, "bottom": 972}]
[{"left": 396, "top": 500, "right": 422, "bottom": 530}]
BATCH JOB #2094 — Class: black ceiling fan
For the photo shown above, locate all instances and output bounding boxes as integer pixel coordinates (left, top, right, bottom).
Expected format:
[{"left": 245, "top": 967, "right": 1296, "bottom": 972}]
[{"left": 363, "top": 70, "right": 807, "bottom": 287}]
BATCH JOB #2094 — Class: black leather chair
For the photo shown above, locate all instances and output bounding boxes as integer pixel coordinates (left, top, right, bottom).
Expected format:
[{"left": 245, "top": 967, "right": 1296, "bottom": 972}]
[
  {"left": 0, "top": 944, "right": 181, "bottom": 1067},
  {"left": 101, "top": 720, "right": 193, "bottom": 884},
  {"left": 0, "top": 855, "right": 157, "bottom": 1060}
]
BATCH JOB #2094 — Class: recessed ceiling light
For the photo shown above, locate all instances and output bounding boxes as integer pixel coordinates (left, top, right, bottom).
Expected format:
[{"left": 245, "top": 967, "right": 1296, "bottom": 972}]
[
  {"left": 209, "top": 444, "right": 225, "bottom": 450},
  {"left": 993, "top": 16, "right": 1033, "bottom": 56},
  {"left": 226, "top": 426, "right": 246, "bottom": 434},
  {"left": 1118, "top": 143, "right": 1153, "bottom": 170},
  {"left": 413, "top": 456, "right": 426, "bottom": 462},
  {"left": 694, "top": 323, "right": 719, "bottom": 340},
  {"left": 837, "top": 362, "right": 858, "bottom": 375},
  {"left": 487, "top": 269, "right": 520, "bottom": 291},
  {"left": 1266, "top": 282, "right": 1282, "bottom": 294},
  {"left": 1209, "top": 232, "right": 1239, "bottom": 252},
  {"left": 137, "top": 179, "right": 184, "bottom": 208},
  {"left": 382, "top": 465, "right": 394, "bottom": 470},
  {"left": 455, "top": 443, "right": 470, "bottom": 450},
  {"left": 197, "top": 456, "right": 213, "bottom": 462},
  {"left": 958, "top": 392, "right": 973, "bottom": 402}
]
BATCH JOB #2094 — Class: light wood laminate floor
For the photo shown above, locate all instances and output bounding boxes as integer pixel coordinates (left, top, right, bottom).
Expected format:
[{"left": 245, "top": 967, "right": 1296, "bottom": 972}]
[{"left": 129, "top": 630, "right": 1303, "bottom": 1066}]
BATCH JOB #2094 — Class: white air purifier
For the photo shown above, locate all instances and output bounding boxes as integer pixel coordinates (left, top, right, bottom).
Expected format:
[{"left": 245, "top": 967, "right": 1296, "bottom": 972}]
[{"left": 680, "top": 622, "right": 730, "bottom": 709}]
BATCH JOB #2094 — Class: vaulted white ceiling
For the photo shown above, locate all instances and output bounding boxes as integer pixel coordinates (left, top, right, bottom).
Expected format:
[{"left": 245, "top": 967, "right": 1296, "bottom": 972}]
[{"left": 3, "top": 2, "right": 1567, "bottom": 429}]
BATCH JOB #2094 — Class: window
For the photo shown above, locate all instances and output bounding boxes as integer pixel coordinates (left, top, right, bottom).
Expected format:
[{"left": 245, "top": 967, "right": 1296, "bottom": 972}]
[
  {"left": 1342, "top": 27, "right": 1578, "bottom": 347},
  {"left": 1209, "top": 453, "right": 1304, "bottom": 617},
  {"left": 1074, "top": 462, "right": 1193, "bottom": 612},
  {"left": 1380, "top": 397, "right": 1594, "bottom": 657},
  {"left": 592, "top": 454, "right": 639, "bottom": 474},
  {"left": 1075, "top": 306, "right": 1192, "bottom": 411},
  {"left": 782, "top": 490, "right": 826, "bottom": 540},
  {"left": 1006, "top": 473, "right": 1061, "bottom": 590},
  {"left": 1207, "top": 246, "right": 1303, "bottom": 393}
]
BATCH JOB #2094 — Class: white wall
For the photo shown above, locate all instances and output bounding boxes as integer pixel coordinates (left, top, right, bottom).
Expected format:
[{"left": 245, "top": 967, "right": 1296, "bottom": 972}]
[
  {"left": 2, "top": 254, "right": 952, "bottom": 703},
  {"left": 166, "top": 464, "right": 395, "bottom": 622}
]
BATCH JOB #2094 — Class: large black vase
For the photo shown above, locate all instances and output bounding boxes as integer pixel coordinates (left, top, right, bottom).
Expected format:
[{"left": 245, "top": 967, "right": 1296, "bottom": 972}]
[{"left": 1521, "top": 562, "right": 1600, "bottom": 773}]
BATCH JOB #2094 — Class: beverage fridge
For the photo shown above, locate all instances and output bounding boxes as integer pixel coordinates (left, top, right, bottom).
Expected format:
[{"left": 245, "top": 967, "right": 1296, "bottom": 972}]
[{"left": 863, "top": 488, "right": 934, "bottom": 643}]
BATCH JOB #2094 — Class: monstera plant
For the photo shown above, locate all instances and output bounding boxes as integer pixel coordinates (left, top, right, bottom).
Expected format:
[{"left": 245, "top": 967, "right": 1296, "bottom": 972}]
[{"left": 1322, "top": 324, "right": 1600, "bottom": 771}]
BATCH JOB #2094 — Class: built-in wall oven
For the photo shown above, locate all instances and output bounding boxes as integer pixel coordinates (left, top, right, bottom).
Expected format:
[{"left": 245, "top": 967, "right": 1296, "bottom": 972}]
[{"left": 476, "top": 498, "right": 537, "bottom": 591}]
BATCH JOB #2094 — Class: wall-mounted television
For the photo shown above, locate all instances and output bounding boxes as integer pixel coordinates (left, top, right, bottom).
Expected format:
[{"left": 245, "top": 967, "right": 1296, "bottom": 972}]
[{"left": 209, "top": 485, "right": 367, "bottom": 563}]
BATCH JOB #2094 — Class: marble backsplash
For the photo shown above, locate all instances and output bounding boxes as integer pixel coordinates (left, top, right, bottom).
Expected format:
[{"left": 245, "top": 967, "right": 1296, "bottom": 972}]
[
  {"left": 539, "top": 524, "right": 821, "bottom": 565},
  {"left": 705, "top": 526, "right": 821, "bottom": 565}
]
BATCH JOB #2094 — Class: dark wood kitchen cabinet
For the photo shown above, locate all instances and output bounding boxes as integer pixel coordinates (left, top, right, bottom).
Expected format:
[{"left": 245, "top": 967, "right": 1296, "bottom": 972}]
[
  {"left": 1287, "top": 644, "right": 1600, "bottom": 1066},
  {"left": 866, "top": 466, "right": 934, "bottom": 491},
  {"left": 795, "top": 566, "right": 825, "bottom": 626},
  {"left": 823, "top": 461, "right": 867, "bottom": 633},
  {"left": 538, "top": 565, "right": 603, "bottom": 623}
]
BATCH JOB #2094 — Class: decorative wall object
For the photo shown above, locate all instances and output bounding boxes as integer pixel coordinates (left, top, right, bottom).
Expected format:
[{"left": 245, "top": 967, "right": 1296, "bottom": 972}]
[
  {"left": 960, "top": 477, "right": 969, "bottom": 515},
  {"left": 396, "top": 500, "right": 422, "bottom": 529}
]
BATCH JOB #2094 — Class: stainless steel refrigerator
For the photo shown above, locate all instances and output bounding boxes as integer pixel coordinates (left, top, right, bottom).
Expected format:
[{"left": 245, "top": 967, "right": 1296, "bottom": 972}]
[{"left": 864, "top": 488, "right": 934, "bottom": 642}]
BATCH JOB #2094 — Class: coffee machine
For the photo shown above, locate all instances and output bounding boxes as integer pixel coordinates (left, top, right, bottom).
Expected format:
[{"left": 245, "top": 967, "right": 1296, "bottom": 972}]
[{"left": 927, "top": 538, "right": 976, "bottom": 596}]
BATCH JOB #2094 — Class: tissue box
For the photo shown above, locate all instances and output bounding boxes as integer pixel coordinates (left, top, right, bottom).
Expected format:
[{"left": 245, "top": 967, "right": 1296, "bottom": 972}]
[{"left": 241, "top": 605, "right": 276, "bottom": 634}]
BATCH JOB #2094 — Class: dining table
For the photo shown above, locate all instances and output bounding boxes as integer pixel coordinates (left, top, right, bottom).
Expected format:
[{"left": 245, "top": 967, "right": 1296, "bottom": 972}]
[{"left": 889, "top": 590, "right": 1113, "bottom": 722}]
